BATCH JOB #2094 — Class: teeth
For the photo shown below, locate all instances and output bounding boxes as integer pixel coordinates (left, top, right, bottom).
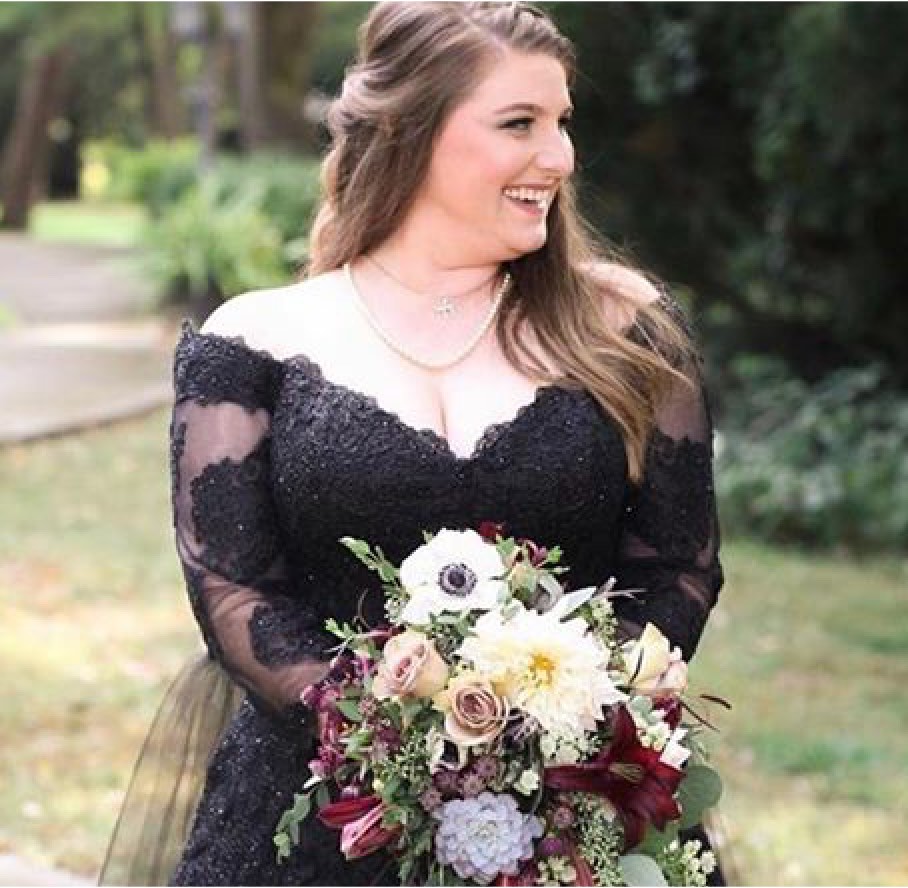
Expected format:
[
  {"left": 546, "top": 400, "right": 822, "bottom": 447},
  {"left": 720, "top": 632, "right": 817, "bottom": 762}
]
[{"left": 504, "top": 186, "right": 550, "bottom": 207}]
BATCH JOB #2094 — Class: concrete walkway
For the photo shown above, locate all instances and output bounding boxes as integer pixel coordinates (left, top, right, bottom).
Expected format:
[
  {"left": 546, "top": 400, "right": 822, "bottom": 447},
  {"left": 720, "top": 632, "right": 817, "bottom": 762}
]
[{"left": 0, "top": 234, "right": 177, "bottom": 444}]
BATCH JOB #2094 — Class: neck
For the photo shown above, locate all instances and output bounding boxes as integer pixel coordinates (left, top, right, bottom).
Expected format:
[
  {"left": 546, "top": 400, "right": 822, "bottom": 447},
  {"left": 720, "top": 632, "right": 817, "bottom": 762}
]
[{"left": 369, "top": 225, "right": 502, "bottom": 298}]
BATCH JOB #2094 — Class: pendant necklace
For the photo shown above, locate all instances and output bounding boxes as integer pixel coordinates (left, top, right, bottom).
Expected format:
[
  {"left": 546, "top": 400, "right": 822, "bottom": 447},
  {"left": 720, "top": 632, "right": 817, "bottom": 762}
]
[
  {"left": 344, "top": 262, "right": 511, "bottom": 372},
  {"left": 365, "top": 254, "right": 500, "bottom": 319}
]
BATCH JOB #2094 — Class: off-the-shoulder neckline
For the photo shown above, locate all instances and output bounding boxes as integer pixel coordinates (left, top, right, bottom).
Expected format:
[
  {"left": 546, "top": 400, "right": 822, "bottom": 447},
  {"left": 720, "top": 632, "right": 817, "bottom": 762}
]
[{"left": 179, "top": 320, "right": 575, "bottom": 463}]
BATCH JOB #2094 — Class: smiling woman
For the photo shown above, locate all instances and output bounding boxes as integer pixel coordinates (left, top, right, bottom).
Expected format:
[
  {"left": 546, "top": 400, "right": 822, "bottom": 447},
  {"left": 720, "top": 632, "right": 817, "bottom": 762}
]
[{"left": 101, "top": 3, "right": 725, "bottom": 886}]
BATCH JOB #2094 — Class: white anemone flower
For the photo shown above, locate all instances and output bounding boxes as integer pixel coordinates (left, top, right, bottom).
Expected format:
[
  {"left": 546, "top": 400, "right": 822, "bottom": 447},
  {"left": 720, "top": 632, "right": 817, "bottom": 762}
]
[
  {"left": 457, "top": 603, "right": 626, "bottom": 741},
  {"left": 399, "top": 528, "right": 507, "bottom": 625}
]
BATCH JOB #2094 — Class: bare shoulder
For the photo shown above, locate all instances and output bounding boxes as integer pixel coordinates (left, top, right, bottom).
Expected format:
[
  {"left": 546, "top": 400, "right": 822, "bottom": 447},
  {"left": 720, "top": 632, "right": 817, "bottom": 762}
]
[
  {"left": 199, "top": 272, "right": 344, "bottom": 355},
  {"left": 587, "top": 261, "right": 662, "bottom": 333}
]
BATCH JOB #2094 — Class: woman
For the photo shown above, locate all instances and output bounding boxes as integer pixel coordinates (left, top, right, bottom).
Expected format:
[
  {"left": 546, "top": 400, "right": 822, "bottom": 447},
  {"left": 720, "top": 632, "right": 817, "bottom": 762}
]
[{"left": 103, "top": 3, "right": 724, "bottom": 885}]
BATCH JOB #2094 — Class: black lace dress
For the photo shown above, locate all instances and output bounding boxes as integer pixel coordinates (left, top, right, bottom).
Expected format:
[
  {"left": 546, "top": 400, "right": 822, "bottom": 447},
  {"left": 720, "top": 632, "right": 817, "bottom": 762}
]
[{"left": 162, "top": 314, "right": 723, "bottom": 886}]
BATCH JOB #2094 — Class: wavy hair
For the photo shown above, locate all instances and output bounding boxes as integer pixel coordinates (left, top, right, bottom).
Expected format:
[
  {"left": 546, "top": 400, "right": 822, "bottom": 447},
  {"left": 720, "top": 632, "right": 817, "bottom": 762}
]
[{"left": 307, "top": 1, "right": 696, "bottom": 482}]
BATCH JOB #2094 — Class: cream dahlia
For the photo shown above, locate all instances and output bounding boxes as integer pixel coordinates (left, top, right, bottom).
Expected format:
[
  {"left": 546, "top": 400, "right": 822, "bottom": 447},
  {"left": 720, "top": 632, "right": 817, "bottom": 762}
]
[{"left": 456, "top": 603, "right": 625, "bottom": 743}]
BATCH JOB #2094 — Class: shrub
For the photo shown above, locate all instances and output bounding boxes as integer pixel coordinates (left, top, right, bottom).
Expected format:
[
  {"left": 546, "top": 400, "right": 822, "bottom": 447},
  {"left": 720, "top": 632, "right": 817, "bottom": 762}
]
[
  {"left": 716, "top": 358, "right": 908, "bottom": 551},
  {"left": 210, "top": 153, "right": 321, "bottom": 248},
  {"left": 82, "top": 138, "right": 199, "bottom": 215},
  {"left": 140, "top": 153, "right": 323, "bottom": 312},
  {"left": 142, "top": 177, "right": 286, "bottom": 317}
]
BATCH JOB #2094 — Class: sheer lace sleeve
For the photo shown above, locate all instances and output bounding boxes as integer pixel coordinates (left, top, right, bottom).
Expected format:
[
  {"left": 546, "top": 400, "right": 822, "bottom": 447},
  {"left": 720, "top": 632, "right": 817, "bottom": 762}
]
[
  {"left": 612, "top": 309, "right": 723, "bottom": 661},
  {"left": 170, "top": 322, "right": 334, "bottom": 724}
]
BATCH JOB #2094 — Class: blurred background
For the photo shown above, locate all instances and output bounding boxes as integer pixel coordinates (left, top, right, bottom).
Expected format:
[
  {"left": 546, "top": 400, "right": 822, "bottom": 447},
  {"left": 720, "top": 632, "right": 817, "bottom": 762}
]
[{"left": 1, "top": 2, "right": 906, "bottom": 884}]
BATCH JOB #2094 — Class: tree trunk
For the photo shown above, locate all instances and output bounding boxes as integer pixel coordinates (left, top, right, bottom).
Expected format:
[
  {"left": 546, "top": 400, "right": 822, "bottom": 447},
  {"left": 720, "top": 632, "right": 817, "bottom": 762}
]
[
  {"left": 260, "top": 3, "right": 321, "bottom": 149},
  {"left": 235, "top": 2, "right": 267, "bottom": 150},
  {"left": 140, "top": 3, "right": 186, "bottom": 138},
  {"left": 1, "top": 47, "right": 70, "bottom": 229}
]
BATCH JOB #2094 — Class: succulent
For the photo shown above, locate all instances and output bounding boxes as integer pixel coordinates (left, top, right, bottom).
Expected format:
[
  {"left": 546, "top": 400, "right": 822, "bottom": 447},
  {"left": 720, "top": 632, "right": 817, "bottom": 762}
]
[{"left": 433, "top": 792, "right": 543, "bottom": 884}]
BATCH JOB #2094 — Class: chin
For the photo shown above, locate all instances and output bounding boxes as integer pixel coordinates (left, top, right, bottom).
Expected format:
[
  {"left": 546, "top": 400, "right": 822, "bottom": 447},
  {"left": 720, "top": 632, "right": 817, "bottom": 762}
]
[{"left": 511, "top": 232, "right": 548, "bottom": 257}]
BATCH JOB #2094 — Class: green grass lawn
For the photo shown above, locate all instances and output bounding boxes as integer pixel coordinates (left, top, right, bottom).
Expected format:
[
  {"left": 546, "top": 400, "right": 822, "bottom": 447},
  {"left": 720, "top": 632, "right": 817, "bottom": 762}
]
[
  {"left": 28, "top": 200, "right": 146, "bottom": 249},
  {"left": 1, "top": 410, "right": 906, "bottom": 883}
]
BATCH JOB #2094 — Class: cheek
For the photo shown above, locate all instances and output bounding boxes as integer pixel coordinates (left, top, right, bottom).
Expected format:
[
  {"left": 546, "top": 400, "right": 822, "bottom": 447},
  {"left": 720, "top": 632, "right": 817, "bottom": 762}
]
[{"left": 435, "top": 129, "right": 517, "bottom": 198}]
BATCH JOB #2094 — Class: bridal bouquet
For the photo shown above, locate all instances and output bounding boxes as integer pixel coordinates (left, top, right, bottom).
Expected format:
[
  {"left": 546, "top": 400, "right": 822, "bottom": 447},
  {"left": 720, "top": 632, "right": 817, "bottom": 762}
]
[{"left": 275, "top": 523, "right": 724, "bottom": 886}]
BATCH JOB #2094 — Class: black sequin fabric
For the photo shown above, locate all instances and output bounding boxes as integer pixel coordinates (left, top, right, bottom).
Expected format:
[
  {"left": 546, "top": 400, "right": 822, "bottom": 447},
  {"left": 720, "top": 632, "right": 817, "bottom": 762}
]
[{"left": 167, "top": 318, "right": 723, "bottom": 885}]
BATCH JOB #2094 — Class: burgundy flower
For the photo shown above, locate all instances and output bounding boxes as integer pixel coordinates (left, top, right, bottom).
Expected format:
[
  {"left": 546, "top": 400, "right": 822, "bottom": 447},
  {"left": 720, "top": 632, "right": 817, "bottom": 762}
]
[
  {"left": 318, "top": 794, "right": 400, "bottom": 860},
  {"left": 538, "top": 836, "right": 566, "bottom": 857},
  {"left": 299, "top": 682, "right": 323, "bottom": 709},
  {"left": 494, "top": 861, "right": 539, "bottom": 885},
  {"left": 478, "top": 520, "right": 507, "bottom": 542},
  {"left": 659, "top": 697, "right": 683, "bottom": 730},
  {"left": 544, "top": 706, "right": 683, "bottom": 849},
  {"left": 308, "top": 745, "right": 344, "bottom": 780},
  {"left": 516, "top": 537, "right": 549, "bottom": 567},
  {"left": 566, "top": 842, "right": 596, "bottom": 886},
  {"left": 340, "top": 804, "right": 398, "bottom": 860},
  {"left": 432, "top": 769, "right": 461, "bottom": 795},
  {"left": 318, "top": 794, "right": 382, "bottom": 829}
]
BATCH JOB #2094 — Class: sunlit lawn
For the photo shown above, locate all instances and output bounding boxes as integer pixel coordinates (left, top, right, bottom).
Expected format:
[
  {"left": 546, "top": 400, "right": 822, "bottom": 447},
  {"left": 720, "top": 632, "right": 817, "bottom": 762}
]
[
  {"left": 1, "top": 410, "right": 906, "bottom": 883},
  {"left": 28, "top": 200, "right": 146, "bottom": 249}
]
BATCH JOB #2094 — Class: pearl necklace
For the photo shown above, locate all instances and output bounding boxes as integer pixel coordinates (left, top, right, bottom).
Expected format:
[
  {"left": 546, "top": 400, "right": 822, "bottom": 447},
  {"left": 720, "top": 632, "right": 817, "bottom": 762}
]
[
  {"left": 366, "top": 253, "right": 500, "bottom": 318},
  {"left": 344, "top": 262, "right": 511, "bottom": 372}
]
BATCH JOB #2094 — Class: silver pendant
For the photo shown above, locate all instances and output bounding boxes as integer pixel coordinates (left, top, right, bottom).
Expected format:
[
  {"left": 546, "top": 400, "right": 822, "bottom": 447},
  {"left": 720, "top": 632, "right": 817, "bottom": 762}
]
[{"left": 434, "top": 294, "right": 456, "bottom": 317}]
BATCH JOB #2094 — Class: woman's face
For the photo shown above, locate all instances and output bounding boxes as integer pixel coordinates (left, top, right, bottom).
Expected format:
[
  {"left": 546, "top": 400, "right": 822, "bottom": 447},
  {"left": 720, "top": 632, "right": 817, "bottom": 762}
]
[{"left": 412, "top": 50, "right": 575, "bottom": 264}]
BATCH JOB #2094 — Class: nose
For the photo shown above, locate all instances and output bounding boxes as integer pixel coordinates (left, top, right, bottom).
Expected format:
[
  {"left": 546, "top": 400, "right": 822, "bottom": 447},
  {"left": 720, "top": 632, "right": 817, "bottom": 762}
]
[{"left": 535, "top": 127, "right": 574, "bottom": 177}]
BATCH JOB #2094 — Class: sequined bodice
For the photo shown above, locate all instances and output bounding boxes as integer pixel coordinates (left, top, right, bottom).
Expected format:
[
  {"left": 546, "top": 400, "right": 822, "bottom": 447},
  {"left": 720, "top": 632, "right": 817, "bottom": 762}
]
[{"left": 269, "top": 352, "right": 629, "bottom": 629}]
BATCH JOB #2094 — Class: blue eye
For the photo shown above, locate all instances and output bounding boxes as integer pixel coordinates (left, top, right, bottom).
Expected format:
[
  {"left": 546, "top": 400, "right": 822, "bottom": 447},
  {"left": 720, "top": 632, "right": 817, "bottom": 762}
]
[{"left": 503, "top": 118, "right": 533, "bottom": 131}]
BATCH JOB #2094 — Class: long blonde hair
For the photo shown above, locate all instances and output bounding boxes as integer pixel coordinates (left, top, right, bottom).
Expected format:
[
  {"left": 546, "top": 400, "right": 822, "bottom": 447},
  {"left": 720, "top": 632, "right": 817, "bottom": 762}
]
[{"left": 307, "top": 1, "right": 695, "bottom": 482}]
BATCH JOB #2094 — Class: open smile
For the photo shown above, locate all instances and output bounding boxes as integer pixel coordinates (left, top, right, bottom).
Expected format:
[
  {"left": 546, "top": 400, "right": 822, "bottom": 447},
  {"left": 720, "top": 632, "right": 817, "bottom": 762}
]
[{"left": 502, "top": 185, "right": 553, "bottom": 217}]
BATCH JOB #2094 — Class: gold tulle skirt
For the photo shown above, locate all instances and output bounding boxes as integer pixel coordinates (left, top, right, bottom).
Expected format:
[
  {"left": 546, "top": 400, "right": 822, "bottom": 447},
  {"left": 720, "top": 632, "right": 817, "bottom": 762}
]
[{"left": 99, "top": 653, "right": 243, "bottom": 886}]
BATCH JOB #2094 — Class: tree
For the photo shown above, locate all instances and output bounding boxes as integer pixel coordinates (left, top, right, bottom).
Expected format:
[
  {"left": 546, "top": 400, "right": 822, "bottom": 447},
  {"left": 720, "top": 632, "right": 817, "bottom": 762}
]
[
  {"left": 1, "top": 44, "right": 70, "bottom": 227},
  {"left": 0, "top": 2, "right": 145, "bottom": 227},
  {"left": 252, "top": 3, "right": 322, "bottom": 149},
  {"left": 138, "top": 3, "right": 186, "bottom": 139},
  {"left": 551, "top": 2, "right": 908, "bottom": 386}
]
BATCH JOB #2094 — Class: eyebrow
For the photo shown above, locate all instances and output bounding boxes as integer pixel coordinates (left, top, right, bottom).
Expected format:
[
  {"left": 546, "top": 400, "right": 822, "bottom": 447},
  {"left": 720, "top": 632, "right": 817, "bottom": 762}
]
[{"left": 494, "top": 102, "right": 574, "bottom": 116}]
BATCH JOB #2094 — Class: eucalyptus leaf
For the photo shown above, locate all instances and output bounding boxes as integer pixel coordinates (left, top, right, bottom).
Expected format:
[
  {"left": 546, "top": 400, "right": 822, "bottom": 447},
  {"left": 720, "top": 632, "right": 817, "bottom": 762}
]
[
  {"left": 638, "top": 822, "right": 679, "bottom": 856},
  {"left": 290, "top": 792, "right": 312, "bottom": 820},
  {"left": 619, "top": 853, "right": 669, "bottom": 886},
  {"left": 678, "top": 764, "right": 723, "bottom": 829}
]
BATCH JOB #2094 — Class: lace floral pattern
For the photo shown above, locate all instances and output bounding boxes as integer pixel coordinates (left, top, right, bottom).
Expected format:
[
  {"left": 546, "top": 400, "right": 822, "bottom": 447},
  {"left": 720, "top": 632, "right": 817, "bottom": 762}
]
[
  {"left": 190, "top": 440, "right": 282, "bottom": 584},
  {"left": 629, "top": 428, "right": 715, "bottom": 562},
  {"left": 249, "top": 598, "right": 334, "bottom": 669},
  {"left": 169, "top": 417, "right": 187, "bottom": 502},
  {"left": 174, "top": 319, "right": 280, "bottom": 410}
]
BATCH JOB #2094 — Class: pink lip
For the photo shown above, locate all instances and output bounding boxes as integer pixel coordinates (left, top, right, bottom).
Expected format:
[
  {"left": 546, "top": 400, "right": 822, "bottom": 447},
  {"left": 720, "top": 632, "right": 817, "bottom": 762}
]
[{"left": 505, "top": 194, "right": 547, "bottom": 217}]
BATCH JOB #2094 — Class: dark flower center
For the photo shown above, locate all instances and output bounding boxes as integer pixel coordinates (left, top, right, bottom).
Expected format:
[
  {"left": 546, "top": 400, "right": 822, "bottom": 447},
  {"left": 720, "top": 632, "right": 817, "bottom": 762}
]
[{"left": 438, "top": 562, "right": 477, "bottom": 597}]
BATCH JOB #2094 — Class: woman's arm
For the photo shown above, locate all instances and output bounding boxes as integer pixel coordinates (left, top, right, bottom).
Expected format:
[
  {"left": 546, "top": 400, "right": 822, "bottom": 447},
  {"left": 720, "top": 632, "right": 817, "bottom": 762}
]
[
  {"left": 170, "top": 321, "right": 334, "bottom": 724},
  {"left": 609, "top": 286, "right": 723, "bottom": 660}
]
